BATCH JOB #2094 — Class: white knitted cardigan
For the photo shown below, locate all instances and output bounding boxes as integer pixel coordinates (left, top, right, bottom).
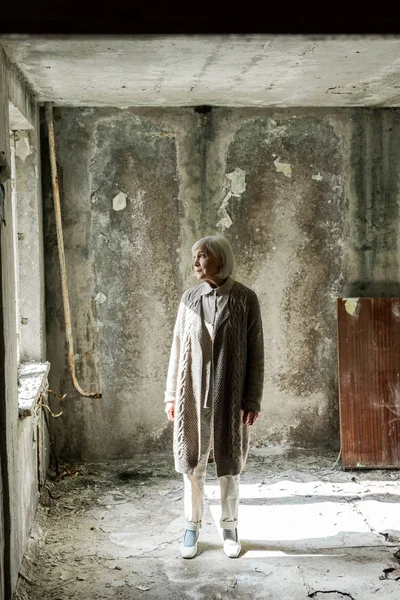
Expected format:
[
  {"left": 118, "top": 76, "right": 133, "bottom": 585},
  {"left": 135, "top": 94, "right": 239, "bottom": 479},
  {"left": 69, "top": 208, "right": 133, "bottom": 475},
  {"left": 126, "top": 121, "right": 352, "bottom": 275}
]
[{"left": 165, "top": 281, "right": 264, "bottom": 477}]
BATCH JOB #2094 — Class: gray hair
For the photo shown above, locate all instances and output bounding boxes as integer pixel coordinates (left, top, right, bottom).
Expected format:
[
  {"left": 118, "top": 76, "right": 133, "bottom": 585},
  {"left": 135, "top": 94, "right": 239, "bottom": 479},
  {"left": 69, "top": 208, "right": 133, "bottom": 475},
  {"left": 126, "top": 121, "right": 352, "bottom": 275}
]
[{"left": 192, "top": 235, "right": 235, "bottom": 279}]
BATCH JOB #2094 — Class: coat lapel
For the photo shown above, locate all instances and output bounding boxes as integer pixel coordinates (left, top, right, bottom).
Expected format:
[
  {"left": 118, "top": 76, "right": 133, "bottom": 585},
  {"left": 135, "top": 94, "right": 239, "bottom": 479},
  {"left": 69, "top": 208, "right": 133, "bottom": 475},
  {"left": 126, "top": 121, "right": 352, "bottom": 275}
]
[
  {"left": 213, "top": 282, "right": 236, "bottom": 337},
  {"left": 184, "top": 286, "right": 204, "bottom": 403},
  {"left": 185, "top": 285, "right": 203, "bottom": 336}
]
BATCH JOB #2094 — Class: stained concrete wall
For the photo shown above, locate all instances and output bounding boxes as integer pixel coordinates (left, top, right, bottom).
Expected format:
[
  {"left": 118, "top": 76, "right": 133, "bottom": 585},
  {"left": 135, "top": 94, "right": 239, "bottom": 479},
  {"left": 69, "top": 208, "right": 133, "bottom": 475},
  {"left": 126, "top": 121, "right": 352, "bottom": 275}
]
[
  {"left": 43, "top": 106, "right": 400, "bottom": 461},
  {"left": 15, "top": 128, "right": 46, "bottom": 362},
  {"left": 15, "top": 405, "right": 49, "bottom": 577},
  {"left": 0, "top": 46, "right": 16, "bottom": 600},
  {"left": 0, "top": 55, "right": 6, "bottom": 600},
  {"left": 0, "top": 45, "right": 48, "bottom": 599},
  {"left": 42, "top": 107, "right": 200, "bottom": 459}
]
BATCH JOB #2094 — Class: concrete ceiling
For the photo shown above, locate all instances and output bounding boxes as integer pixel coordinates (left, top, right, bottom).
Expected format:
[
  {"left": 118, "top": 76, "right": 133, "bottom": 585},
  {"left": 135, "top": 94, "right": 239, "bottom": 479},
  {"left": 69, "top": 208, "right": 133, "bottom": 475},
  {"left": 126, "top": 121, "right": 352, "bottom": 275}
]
[{"left": 2, "top": 35, "right": 400, "bottom": 108}]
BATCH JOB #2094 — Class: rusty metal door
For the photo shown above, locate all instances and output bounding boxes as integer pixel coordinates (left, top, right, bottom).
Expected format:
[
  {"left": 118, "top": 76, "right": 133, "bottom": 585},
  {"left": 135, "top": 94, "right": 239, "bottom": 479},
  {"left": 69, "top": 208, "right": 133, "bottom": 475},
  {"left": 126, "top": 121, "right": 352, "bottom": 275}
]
[{"left": 337, "top": 298, "right": 400, "bottom": 469}]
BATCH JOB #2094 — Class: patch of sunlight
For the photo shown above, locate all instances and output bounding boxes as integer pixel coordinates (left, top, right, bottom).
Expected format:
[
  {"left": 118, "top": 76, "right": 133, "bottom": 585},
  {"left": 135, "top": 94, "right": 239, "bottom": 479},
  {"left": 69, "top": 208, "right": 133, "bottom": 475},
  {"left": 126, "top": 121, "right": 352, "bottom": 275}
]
[
  {"left": 243, "top": 550, "right": 346, "bottom": 558},
  {"left": 209, "top": 502, "right": 371, "bottom": 542},
  {"left": 204, "top": 480, "right": 400, "bottom": 500},
  {"left": 353, "top": 499, "right": 400, "bottom": 531}
]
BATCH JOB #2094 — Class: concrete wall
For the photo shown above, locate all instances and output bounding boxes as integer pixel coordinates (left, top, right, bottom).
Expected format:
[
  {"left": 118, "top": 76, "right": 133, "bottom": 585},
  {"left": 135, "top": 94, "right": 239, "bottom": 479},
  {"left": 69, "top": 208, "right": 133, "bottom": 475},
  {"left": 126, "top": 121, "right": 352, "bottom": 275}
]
[
  {"left": 43, "top": 106, "right": 400, "bottom": 461},
  {"left": 0, "top": 45, "right": 48, "bottom": 599},
  {"left": 12, "top": 118, "right": 49, "bottom": 598},
  {"left": 15, "top": 404, "right": 48, "bottom": 573},
  {"left": 15, "top": 128, "right": 46, "bottom": 362},
  {"left": 0, "top": 46, "right": 8, "bottom": 600},
  {"left": 0, "top": 45, "right": 17, "bottom": 600}
]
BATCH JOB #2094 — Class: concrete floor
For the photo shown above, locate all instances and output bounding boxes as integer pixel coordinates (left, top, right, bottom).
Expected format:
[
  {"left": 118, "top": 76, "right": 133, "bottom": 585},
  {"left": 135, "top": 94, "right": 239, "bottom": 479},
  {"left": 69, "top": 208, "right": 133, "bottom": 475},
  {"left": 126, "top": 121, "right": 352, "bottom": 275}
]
[{"left": 14, "top": 452, "right": 400, "bottom": 600}]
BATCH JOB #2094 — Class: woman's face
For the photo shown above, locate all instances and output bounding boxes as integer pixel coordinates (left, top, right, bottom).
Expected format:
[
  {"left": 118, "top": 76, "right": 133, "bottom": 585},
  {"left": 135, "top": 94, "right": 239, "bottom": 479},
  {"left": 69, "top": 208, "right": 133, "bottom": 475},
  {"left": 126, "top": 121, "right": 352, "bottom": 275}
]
[{"left": 193, "top": 245, "right": 222, "bottom": 281}]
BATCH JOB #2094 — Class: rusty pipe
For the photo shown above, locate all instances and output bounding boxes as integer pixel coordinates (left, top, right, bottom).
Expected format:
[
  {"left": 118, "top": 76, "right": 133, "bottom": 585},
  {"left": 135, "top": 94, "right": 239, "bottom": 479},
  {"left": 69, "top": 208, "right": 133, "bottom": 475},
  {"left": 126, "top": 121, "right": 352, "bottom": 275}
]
[{"left": 45, "top": 102, "right": 101, "bottom": 399}]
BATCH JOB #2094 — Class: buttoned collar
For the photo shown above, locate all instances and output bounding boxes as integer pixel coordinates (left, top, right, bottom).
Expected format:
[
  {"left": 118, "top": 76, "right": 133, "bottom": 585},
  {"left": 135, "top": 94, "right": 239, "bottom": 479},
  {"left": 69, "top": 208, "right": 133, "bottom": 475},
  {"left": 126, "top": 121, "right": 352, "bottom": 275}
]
[{"left": 201, "top": 276, "right": 234, "bottom": 297}]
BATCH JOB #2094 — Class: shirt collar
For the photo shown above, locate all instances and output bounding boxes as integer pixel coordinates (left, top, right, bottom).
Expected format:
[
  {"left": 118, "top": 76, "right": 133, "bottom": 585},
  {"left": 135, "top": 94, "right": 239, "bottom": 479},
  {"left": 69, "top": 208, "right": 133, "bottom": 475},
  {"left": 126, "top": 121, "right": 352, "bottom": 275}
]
[{"left": 201, "top": 276, "right": 234, "bottom": 297}]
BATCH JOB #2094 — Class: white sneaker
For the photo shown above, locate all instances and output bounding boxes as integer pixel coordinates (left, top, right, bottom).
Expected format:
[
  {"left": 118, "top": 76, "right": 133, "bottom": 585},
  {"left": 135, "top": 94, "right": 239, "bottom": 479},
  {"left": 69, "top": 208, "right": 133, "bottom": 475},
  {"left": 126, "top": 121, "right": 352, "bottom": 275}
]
[
  {"left": 223, "top": 528, "right": 241, "bottom": 558},
  {"left": 180, "top": 529, "right": 199, "bottom": 559}
]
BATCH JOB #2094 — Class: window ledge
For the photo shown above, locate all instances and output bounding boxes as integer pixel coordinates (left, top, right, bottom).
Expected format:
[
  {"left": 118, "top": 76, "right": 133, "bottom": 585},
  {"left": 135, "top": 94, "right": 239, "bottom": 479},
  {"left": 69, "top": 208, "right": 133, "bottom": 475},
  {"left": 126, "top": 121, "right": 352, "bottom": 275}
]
[{"left": 18, "top": 361, "right": 51, "bottom": 419}]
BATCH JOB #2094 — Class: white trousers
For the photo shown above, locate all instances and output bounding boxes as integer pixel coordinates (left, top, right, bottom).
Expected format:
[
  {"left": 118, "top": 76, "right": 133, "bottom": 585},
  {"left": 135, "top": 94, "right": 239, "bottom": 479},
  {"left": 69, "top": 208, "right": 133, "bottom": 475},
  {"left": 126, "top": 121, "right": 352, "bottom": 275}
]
[{"left": 183, "top": 408, "right": 240, "bottom": 532}]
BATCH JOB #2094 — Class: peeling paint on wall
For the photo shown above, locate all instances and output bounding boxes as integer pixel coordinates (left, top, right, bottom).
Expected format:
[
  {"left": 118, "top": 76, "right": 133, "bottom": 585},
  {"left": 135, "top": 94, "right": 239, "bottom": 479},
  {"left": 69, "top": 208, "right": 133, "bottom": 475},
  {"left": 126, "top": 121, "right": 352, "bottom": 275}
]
[
  {"left": 94, "top": 292, "right": 107, "bottom": 304},
  {"left": 267, "top": 118, "right": 287, "bottom": 137},
  {"left": 312, "top": 172, "right": 323, "bottom": 181},
  {"left": 216, "top": 167, "right": 246, "bottom": 230},
  {"left": 273, "top": 156, "right": 292, "bottom": 178},
  {"left": 344, "top": 298, "right": 359, "bottom": 316},
  {"left": 112, "top": 191, "right": 127, "bottom": 211},
  {"left": 15, "top": 134, "right": 31, "bottom": 162}
]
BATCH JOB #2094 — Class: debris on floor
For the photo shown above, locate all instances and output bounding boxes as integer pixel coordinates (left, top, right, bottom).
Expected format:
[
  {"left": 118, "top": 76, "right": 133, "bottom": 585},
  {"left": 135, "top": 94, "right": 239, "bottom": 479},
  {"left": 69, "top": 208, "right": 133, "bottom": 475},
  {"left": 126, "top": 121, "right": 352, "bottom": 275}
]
[
  {"left": 14, "top": 451, "right": 400, "bottom": 600},
  {"left": 381, "top": 567, "right": 400, "bottom": 581}
]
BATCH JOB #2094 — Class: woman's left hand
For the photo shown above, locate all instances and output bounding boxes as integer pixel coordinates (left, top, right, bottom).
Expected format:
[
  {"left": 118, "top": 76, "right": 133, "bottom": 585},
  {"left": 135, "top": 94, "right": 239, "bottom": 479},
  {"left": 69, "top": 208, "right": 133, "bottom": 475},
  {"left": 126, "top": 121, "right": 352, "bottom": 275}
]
[{"left": 242, "top": 410, "right": 259, "bottom": 426}]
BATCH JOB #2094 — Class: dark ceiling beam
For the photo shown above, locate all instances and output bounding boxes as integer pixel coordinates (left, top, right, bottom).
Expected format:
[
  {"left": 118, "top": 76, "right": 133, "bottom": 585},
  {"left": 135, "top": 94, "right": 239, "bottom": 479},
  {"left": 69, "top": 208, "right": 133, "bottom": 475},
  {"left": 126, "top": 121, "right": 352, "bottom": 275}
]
[{"left": 1, "top": 4, "right": 400, "bottom": 35}]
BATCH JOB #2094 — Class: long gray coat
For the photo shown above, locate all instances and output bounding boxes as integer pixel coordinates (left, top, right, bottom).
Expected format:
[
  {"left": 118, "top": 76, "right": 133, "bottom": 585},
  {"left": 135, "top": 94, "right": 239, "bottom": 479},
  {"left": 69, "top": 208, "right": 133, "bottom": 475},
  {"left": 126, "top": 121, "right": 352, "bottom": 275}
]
[{"left": 165, "top": 281, "right": 264, "bottom": 477}]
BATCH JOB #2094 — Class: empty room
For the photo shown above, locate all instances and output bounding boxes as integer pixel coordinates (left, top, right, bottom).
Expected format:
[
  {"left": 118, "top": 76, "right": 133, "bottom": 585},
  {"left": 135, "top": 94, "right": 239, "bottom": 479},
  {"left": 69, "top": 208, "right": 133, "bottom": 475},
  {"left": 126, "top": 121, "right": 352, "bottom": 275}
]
[{"left": 1, "top": 30, "right": 400, "bottom": 600}]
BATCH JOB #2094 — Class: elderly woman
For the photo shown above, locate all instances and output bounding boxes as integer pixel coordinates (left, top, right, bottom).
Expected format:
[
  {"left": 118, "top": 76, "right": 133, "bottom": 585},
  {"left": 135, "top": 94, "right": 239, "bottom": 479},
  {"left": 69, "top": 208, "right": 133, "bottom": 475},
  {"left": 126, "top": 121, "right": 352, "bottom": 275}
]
[{"left": 165, "top": 235, "right": 264, "bottom": 559}]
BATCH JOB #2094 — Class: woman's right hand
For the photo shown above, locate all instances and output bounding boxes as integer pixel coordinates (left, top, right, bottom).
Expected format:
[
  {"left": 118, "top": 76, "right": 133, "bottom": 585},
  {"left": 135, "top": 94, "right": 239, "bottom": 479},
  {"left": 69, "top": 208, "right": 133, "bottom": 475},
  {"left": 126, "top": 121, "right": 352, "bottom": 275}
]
[{"left": 165, "top": 401, "right": 175, "bottom": 421}]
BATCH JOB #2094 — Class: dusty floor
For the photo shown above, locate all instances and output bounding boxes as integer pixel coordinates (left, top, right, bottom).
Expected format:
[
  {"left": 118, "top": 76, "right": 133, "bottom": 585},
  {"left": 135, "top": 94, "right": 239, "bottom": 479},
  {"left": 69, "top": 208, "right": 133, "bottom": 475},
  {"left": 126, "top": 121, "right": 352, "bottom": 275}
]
[{"left": 14, "top": 452, "right": 400, "bottom": 600}]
